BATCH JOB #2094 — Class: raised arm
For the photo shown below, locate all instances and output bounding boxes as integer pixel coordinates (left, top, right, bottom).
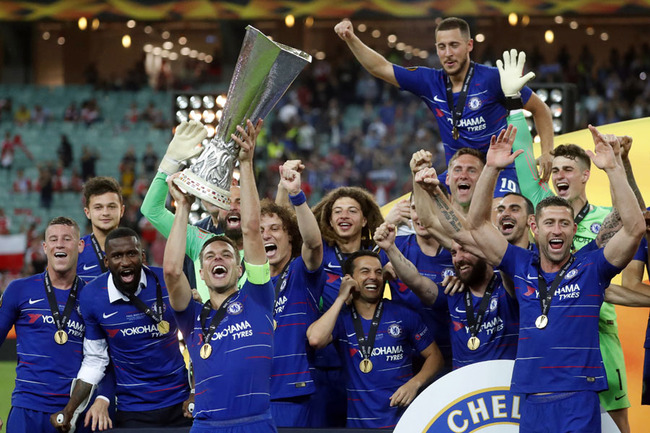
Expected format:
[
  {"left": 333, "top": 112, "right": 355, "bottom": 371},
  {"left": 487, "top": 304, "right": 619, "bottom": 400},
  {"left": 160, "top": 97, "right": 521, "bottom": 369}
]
[
  {"left": 236, "top": 119, "right": 267, "bottom": 265},
  {"left": 619, "top": 135, "right": 646, "bottom": 210},
  {"left": 496, "top": 49, "right": 554, "bottom": 199},
  {"left": 280, "top": 162, "right": 323, "bottom": 270},
  {"left": 524, "top": 93, "right": 554, "bottom": 183},
  {"left": 275, "top": 159, "right": 305, "bottom": 207},
  {"left": 307, "top": 275, "right": 356, "bottom": 349},
  {"left": 588, "top": 125, "right": 645, "bottom": 268},
  {"left": 374, "top": 222, "right": 439, "bottom": 305},
  {"left": 409, "top": 150, "right": 454, "bottom": 249},
  {"left": 463, "top": 126, "right": 521, "bottom": 266},
  {"left": 163, "top": 174, "right": 194, "bottom": 311},
  {"left": 334, "top": 19, "right": 398, "bottom": 87}
]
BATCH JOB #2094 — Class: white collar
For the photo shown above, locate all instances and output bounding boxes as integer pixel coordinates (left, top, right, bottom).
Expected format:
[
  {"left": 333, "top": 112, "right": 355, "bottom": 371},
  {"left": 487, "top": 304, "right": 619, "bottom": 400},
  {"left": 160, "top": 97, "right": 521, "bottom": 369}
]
[{"left": 107, "top": 268, "right": 147, "bottom": 303}]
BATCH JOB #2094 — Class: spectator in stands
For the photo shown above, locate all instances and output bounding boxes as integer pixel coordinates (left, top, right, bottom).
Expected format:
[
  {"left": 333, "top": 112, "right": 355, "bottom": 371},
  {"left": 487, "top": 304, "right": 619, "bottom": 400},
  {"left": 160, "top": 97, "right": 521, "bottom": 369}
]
[
  {"left": 13, "top": 168, "right": 32, "bottom": 193},
  {"left": 64, "top": 102, "right": 80, "bottom": 122},
  {"left": 80, "top": 146, "right": 98, "bottom": 181},
  {"left": 80, "top": 99, "right": 101, "bottom": 126},
  {"left": 141, "top": 143, "right": 158, "bottom": 177},
  {"left": 13, "top": 104, "right": 30, "bottom": 126},
  {"left": 58, "top": 134, "right": 74, "bottom": 169},
  {"left": 31, "top": 104, "right": 51, "bottom": 126}
]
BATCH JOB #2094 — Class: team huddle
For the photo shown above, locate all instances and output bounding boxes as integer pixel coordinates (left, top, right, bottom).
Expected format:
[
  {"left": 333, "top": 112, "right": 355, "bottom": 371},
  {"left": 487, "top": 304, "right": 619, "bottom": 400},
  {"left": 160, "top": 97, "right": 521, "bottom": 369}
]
[{"left": 1, "top": 16, "right": 650, "bottom": 433}]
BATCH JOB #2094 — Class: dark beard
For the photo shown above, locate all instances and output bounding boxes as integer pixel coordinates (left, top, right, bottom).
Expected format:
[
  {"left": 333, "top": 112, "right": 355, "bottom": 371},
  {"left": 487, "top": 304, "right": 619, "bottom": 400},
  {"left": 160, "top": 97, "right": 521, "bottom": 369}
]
[
  {"left": 111, "top": 272, "right": 139, "bottom": 296},
  {"left": 457, "top": 259, "right": 489, "bottom": 287}
]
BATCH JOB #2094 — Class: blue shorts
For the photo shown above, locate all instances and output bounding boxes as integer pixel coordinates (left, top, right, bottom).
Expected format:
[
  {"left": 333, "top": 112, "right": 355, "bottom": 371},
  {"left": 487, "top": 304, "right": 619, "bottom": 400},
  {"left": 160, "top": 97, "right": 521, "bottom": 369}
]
[
  {"left": 520, "top": 391, "right": 600, "bottom": 433},
  {"left": 438, "top": 166, "right": 520, "bottom": 198},
  {"left": 270, "top": 395, "right": 311, "bottom": 427},
  {"left": 191, "top": 411, "right": 276, "bottom": 433},
  {"left": 309, "top": 367, "right": 346, "bottom": 427},
  {"left": 7, "top": 406, "right": 93, "bottom": 433}
]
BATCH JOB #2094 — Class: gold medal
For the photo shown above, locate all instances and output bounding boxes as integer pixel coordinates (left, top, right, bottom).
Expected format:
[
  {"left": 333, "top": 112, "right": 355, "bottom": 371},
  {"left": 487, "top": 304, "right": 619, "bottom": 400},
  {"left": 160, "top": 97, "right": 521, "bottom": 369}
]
[
  {"left": 157, "top": 320, "right": 170, "bottom": 335},
  {"left": 54, "top": 330, "right": 68, "bottom": 345},
  {"left": 359, "top": 359, "right": 373, "bottom": 373},
  {"left": 273, "top": 319, "right": 278, "bottom": 330},
  {"left": 452, "top": 127, "right": 459, "bottom": 140},
  {"left": 467, "top": 336, "right": 480, "bottom": 351},
  {"left": 200, "top": 343, "right": 212, "bottom": 359},
  {"left": 535, "top": 314, "right": 548, "bottom": 329}
]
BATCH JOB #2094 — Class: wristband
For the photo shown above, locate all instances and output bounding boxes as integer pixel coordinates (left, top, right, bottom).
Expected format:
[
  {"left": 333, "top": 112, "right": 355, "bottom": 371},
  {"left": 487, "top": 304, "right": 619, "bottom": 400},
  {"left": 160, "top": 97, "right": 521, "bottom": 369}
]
[
  {"left": 288, "top": 190, "right": 307, "bottom": 206},
  {"left": 504, "top": 97, "right": 524, "bottom": 111},
  {"left": 245, "top": 261, "right": 271, "bottom": 284}
]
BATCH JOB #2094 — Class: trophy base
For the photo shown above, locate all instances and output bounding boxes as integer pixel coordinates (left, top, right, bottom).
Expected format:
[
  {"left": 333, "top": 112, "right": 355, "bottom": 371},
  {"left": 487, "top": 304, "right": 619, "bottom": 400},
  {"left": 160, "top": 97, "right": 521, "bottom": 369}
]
[{"left": 174, "top": 170, "right": 231, "bottom": 211}]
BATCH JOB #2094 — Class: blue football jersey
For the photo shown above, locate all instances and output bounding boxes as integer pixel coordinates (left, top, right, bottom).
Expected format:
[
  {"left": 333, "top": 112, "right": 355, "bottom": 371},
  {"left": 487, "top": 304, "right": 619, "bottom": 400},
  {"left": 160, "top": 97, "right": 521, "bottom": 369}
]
[
  {"left": 393, "top": 63, "right": 532, "bottom": 164},
  {"left": 80, "top": 267, "right": 189, "bottom": 411},
  {"left": 271, "top": 257, "right": 325, "bottom": 400},
  {"left": 434, "top": 272, "right": 519, "bottom": 369},
  {"left": 499, "top": 243, "right": 621, "bottom": 393},
  {"left": 173, "top": 279, "right": 275, "bottom": 421},
  {"left": 76, "top": 234, "right": 106, "bottom": 281},
  {"left": 0, "top": 273, "right": 86, "bottom": 412},
  {"left": 380, "top": 234, "right": 455, "bottom": 362},
  {"left": 332, "top": 300, "right": 434, "bottom": 429}
]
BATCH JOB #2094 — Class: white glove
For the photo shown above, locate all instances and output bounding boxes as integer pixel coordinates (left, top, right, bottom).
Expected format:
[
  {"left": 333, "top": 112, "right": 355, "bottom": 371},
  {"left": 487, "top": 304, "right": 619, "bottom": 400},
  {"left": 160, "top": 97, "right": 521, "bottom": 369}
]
[
  {"left": 159, "top": 120, "right": 208, "bottom": 175},
  {"left": 496, "top": 49, "right": 536, "bottom": 98}
]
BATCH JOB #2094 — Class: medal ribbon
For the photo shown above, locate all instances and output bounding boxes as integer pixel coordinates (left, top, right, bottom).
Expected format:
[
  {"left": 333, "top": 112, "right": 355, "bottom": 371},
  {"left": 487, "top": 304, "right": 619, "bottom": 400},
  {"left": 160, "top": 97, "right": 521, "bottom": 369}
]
[
  {"left": 200, "top": 292, "right": 238, "bottom": 345},
  {"left": 445, "top": 61, "right": 475, "bottom": 140},
  {"left": 350, "top": 300, "right": 384, "bottom": 363},
  {"left": 573, "top": 201, "right": 590, "bottom": 225},
  {"left": 43, "top": 272, "right": 80, "bottom": 333},
  {"left": 464, "top": 274, "right": 498, "bottom": 340},
  {"left": 536, "top": 256, "right": 576, "bottom": 319},
  {"left": 90, "top": 234, "right": 108, "bottom": 273},
  {"left": 274, "top": 258, "right": 296, "bottom": 306},
  {"left": 117, "top": 268, "right": 165, "bottom": 325}
]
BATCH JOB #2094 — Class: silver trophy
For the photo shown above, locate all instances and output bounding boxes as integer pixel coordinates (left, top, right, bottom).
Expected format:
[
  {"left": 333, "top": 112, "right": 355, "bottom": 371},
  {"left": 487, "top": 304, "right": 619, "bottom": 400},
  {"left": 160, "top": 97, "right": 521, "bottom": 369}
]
[{"left": 174, "top": 25, "right": 312, "bottom": 209}]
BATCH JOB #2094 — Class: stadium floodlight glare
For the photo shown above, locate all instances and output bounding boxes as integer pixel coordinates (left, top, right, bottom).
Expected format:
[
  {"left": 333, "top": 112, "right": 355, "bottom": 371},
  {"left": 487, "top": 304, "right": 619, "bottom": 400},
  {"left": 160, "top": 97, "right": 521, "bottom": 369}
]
[
  {"left": 173, "top": 92, "right": 227, "bottom": 146},
  {"left": 526, "top": 83, "right": 577, "bottom": 135}
]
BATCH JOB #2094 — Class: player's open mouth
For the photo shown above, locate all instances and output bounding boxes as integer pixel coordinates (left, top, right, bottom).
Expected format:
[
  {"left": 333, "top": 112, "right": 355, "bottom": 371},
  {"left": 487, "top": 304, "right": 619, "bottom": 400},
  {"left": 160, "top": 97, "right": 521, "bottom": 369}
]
[
  {"left": 226, "top": 213, "right": 241, "bottom": 227},
  {"left": 458, "top": 183, "right": 470, "bottom": 191},
  {"left": 549, "top": 239, "right": 564, "bottom": 250},
  {"left": 500, "top": 219, "right": 516, "bottom": 233},
  {"left": 264, "top": 243, "right": 278, "bottom": 257},
  {"left": 212, "top": 265, "right": 227, "bottom": 277},
  {"left": 338, "top": 222, "right": 352, "bottom": 230},
  {"left": 364, "top": 284, "right": 378, "bottom": 292},
  {"left": 54, "top": 252, "right": 67, "bottom": 258},
  {"left": 120, "top": 269, "right": 135, "bottom": 283},
  {"left": 556, "top": 182, "right": 569, "bottom": 193}
]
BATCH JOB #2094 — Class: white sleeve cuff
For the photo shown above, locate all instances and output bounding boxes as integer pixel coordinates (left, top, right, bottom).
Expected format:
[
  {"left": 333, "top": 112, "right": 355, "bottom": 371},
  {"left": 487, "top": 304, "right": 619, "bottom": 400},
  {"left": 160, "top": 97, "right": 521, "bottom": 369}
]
[{"left": 78, "top": 338, "right": 109, "bottom": 385}]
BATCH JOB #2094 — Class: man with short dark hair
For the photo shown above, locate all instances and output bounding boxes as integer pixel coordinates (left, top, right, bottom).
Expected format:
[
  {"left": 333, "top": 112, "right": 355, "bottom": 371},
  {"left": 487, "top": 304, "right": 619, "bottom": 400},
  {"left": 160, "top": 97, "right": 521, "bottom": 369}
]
[
  {"left": 334, "top": 16, "right": 553, "bottom": 197},
  {"left": 0, "top": 217, "right": 93, "bottom": 433},
  {"left": 52, "top": 227, "right": 191, "bottom": 431},
  {"left": 307, "top": 250, "right": 443, "bottom": 429},
  {"left": 164, "top": 119, "right": 278, "bottom": 432},
  {"left": 77, "top": 177, "right": 124, "bottom": 280}
]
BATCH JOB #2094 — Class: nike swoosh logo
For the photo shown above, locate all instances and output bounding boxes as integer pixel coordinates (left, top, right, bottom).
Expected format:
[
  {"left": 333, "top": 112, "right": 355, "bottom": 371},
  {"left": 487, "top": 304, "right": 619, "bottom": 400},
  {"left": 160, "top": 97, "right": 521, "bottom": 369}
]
[
  {"left": 433, "top": 95, "right": 446, "bottom": 103},
  {"left": 103, "top": 312, "right": 118, "bottom": 319},
  {"left": 614, "top": 394, "right": 626, "bottom": 401},
  {"left": 28, "top": 298, "right": 44, "bottom": 305},
  {"left": 327, "top": 262, "right": 341, "bottom": 269},
  {"left": 454, "top": 306, "right": 466, "bottom": 314},
  {"left": 526, "top": 274, "right": 537, "bottom": 280},
  {"left": 83, "top": 264, "right": 98, "bottom": 271}
]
